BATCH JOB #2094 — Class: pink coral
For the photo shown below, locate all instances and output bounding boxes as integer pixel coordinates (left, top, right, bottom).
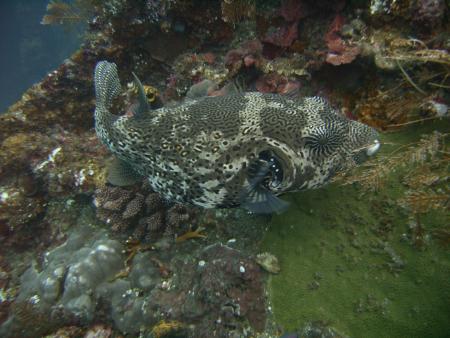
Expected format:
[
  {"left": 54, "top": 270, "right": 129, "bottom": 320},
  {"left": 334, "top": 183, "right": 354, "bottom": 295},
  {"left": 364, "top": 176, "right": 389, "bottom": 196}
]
[
  {"left": 255, "top": 74, "right": 300, "bottom": 96},
  {"left": 324, "top": 15, "right": 360, "bottom": 66},
  {"left": 224, "top": 40, "right": 263, "bottom": 75},
  {"left": 255, "top": 73, "right": 288, "bottom": 93}
]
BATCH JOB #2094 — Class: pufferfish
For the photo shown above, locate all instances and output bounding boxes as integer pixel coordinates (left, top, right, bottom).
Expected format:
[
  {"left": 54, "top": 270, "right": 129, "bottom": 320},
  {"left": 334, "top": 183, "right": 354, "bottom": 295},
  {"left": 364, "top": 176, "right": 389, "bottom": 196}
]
[{"left": 94, "top": 61, "right": 380, "bottom": 214}]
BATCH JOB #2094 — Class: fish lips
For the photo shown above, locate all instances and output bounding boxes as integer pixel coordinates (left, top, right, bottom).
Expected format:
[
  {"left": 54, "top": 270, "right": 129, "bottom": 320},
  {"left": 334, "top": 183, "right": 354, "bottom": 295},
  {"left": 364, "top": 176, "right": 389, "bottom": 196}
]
[{"left": 366, "top": 139, "right": 381, "bottom": 156}]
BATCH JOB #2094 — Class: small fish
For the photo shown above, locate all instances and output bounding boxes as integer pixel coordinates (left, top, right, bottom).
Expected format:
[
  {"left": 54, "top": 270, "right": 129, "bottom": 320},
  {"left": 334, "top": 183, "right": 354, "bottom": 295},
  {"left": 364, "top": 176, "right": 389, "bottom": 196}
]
[{"left": 94, "top": 61, "right": 380, "bottom": 214}]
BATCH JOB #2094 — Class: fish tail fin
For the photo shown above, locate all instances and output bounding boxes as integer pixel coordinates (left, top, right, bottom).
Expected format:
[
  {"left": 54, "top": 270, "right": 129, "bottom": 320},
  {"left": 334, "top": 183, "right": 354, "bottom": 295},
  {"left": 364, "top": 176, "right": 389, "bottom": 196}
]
[
  {"left": 94, "top": 61, "right": 122, "bottom": 145},
  {"left": 94, "top": 61, "right": 122, "bottom": 111}
]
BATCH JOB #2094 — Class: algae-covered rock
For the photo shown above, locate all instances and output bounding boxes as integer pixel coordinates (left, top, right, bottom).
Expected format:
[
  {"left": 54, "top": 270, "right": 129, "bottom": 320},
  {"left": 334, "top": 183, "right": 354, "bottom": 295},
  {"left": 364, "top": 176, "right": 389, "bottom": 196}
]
[
  {"left": 262, "top": 121, "right": 450, "bottom": 338},
  {"left": 0, "top": 226, "right": 125, "bottom": 337}
]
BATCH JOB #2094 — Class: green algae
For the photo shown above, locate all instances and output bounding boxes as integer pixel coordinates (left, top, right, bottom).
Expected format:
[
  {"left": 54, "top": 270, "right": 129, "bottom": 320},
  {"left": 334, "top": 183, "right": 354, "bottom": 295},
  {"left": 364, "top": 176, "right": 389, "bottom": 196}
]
[{"left": 262, "top": 120, "right": 450, "bottom": 337}]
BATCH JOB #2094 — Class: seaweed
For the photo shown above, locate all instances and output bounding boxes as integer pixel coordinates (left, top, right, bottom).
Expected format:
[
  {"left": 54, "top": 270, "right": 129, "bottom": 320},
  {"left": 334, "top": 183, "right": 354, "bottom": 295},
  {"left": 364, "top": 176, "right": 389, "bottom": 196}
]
[
  {"left": 358, "top": 36, "right": 449, "bottom": 130},
  {"left": 336, "top": 130, "right": 449, "bottom": 251},
  {"left": 399, "top": 190, "right": 449, "bottom": 214},
  {"left": 336, "top": 131, "right": 448, "bottom": 193}
]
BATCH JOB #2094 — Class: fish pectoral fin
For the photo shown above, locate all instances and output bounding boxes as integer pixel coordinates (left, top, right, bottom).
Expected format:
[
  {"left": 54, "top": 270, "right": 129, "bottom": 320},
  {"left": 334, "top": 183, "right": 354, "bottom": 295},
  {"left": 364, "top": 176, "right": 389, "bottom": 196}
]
[
  {"left": 241, "top": 184, "right": 290, "bottom": 215},
  {"left": 241, "top": 159, "right": 289, "bottom": 214},
  {"left": 107, "top": 157, "right": 142, "bottom": 186}
]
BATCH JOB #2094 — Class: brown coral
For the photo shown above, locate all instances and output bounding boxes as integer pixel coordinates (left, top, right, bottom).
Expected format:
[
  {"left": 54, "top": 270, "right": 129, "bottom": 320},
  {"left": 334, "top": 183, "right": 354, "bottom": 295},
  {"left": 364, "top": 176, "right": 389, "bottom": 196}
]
[
  {"left": 94, "top": 181, "right": 199, "bottom": 242},
  {"left": 122, "top": 193, "right": 145, "bottom": 219}
]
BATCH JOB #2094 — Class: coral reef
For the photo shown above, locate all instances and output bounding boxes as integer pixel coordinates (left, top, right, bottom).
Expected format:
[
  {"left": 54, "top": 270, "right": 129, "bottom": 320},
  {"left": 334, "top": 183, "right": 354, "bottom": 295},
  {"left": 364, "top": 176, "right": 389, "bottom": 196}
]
[
  {"left": 150, "top": 320, "right": 187, "bottom": 338},
  {"left": 0, "top": 0, "right": 448, "bottom": 336},
  {"left": 221, "top": 0, "right": 255, "bottom": 24},
  {"left": 0, "top": 227, "right": 124, "bottom": 337},
  {"left": 0, "top": 129, "right": 106, "bottom": 248},
  {"left": 370, "top": 0, "right": 447, "bottom": 28},
  {"left": 262, "top": 22, "right": 298, "bottom": 49},
  {"left": 324, "top": 15, "right": 361, "bottom": 66},
  {"left": 0, "top": 221, "right": 269, "bottom": 337},
  {"left": 224, "top": 39, "right": 263, "bottom": 77},
  {"left": 93, "top": 180, "right": 199, "bottom": 242}
]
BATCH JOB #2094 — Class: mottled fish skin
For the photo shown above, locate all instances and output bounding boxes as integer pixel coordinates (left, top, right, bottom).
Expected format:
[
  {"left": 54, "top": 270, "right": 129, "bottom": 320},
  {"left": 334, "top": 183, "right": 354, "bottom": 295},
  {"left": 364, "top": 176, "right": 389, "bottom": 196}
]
[{"left": 94, "top": 61, "right": 380, "bottom": 211}]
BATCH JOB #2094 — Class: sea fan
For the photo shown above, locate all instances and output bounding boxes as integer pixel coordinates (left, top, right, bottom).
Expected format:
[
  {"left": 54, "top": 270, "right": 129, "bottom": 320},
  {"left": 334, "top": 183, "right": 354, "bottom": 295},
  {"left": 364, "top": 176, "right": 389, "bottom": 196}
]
[{"left": 41, "top": 0, "right": 94, "bottom": 26}]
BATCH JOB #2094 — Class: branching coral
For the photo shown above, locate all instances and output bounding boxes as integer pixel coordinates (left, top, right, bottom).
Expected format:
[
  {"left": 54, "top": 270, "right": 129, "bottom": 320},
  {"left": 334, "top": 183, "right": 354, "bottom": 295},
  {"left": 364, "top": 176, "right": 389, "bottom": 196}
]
[
  {"left": 363, "top": 35, "right": 450, "bottom": 106},
  {"left": 357, "top": 87, "right": 423, "bottom": 130},
  {"left": 356, "top": 62, "right": 448, "bottom": 130}
]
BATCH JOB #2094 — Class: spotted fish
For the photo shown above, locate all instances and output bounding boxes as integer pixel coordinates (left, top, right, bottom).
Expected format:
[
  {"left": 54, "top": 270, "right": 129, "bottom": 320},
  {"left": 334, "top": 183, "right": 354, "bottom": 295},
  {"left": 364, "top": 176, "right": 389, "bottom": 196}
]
[{"left": 94, "top": 61, "right": 380, "bottom": 214}]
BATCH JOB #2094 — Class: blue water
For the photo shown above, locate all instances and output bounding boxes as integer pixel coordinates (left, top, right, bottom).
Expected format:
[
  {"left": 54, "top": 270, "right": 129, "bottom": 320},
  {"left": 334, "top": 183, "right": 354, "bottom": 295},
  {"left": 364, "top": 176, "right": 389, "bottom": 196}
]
[{"left": 0, "top": 0, "right": 82, "bottom": 112}]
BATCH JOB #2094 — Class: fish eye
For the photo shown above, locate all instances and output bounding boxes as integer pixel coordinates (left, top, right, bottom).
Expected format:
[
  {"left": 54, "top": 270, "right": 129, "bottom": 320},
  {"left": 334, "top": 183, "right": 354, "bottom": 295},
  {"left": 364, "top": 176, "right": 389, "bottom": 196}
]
[{"left": 257, "top": 150, "right": 284, "bottom": 189}]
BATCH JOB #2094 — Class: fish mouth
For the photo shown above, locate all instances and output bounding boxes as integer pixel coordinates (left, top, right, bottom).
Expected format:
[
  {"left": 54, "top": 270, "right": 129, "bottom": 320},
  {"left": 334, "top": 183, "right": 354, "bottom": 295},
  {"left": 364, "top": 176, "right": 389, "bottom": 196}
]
[{"left": 366, "top": 139, "right": 381, "bottom": 156}]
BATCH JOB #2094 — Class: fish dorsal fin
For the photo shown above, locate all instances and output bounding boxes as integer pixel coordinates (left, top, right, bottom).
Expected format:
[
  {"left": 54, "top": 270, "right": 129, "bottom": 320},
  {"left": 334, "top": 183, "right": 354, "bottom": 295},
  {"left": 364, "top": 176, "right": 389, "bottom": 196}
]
[
  {"left": 131, "top": 72, "right": 150, "bottom": 119},
  {"left": 240, "top": 160, "right": 290, "bottom": 214},
  {"left": 107, "top": 157, "right": 142, "bottom": 186}
]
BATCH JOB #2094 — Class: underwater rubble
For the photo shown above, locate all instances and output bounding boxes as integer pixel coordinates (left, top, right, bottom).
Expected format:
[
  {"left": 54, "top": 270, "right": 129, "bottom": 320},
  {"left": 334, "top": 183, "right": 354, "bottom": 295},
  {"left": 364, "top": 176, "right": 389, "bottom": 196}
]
[{"left": 0, "top": 0, "right": 449, "bottom": 337}]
